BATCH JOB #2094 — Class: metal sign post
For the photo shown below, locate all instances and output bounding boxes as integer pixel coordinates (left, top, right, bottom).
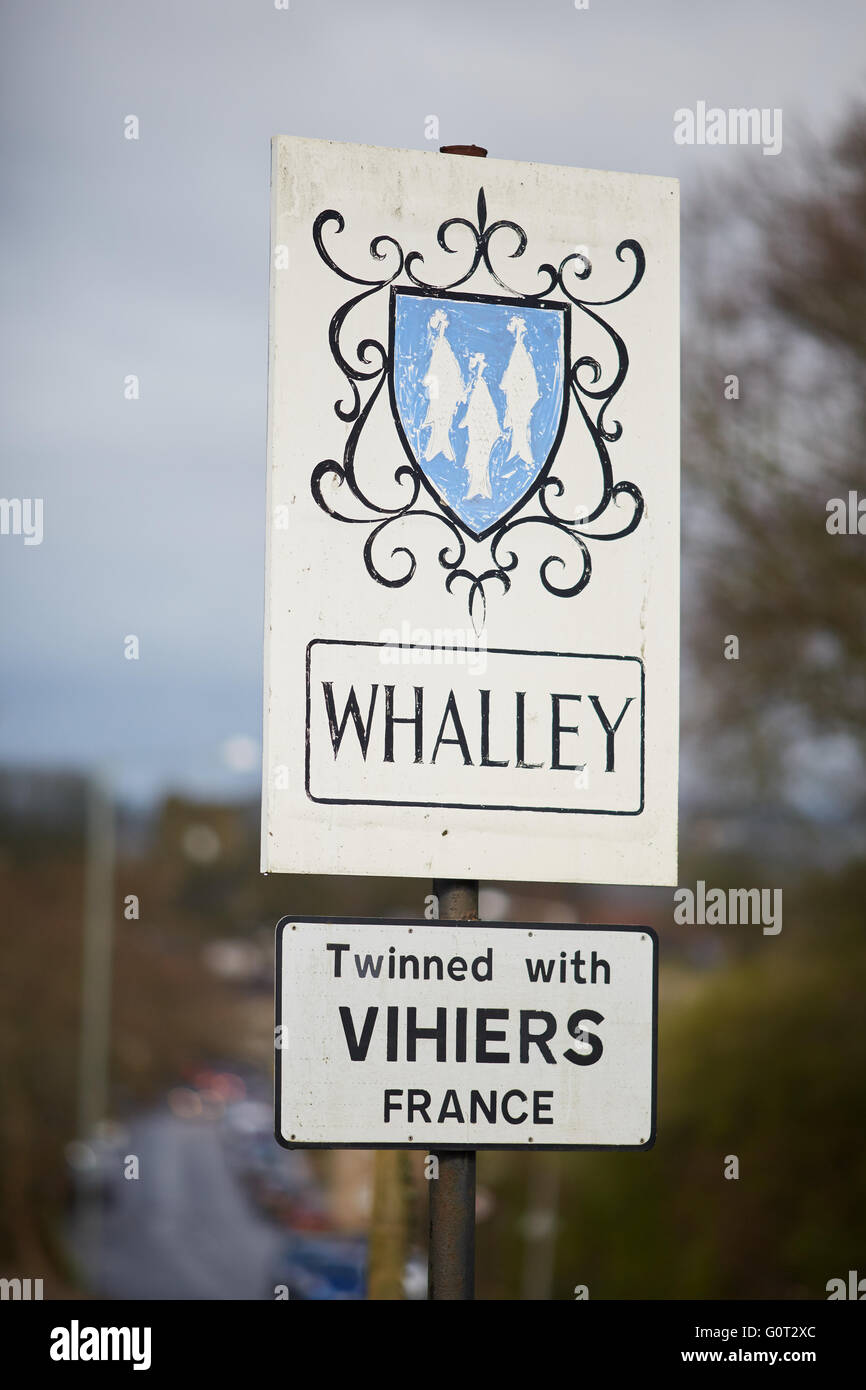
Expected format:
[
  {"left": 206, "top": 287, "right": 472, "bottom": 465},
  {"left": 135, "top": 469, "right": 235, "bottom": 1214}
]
[
  {"left": 426, "top": 143, "right": 485, "bottom": 1305},
  {"left": 429, "top": 876, "right": 479, "bottom": 1299}
]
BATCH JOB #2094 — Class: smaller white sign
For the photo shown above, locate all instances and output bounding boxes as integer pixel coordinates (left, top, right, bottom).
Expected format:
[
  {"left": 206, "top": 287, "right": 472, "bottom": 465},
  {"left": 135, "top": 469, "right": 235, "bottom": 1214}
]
[{"left": 275, "top": 918, "right": 657, "bottom": 1150}]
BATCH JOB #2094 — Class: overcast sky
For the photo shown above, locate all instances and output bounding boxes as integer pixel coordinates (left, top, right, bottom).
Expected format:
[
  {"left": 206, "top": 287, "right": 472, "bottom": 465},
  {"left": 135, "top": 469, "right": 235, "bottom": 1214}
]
[{"left": 1, "top": 0, "right": 864, "bottom": 802}]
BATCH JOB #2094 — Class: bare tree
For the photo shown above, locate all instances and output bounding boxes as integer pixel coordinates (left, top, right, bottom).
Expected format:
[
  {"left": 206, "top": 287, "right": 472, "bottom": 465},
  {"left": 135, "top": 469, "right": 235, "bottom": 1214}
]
[{"left": 682, "top": 104, "right": 866, "bottom": 822}]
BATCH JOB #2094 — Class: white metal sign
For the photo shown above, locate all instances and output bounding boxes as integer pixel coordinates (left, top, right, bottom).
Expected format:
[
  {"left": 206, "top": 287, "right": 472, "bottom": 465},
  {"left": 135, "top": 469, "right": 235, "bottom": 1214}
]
[
  {"left": 263, "top": 136, "right": 679, "bottom": 884},
  {"left": 275, "top": 919, "right": 657, "bottom": 1150}
]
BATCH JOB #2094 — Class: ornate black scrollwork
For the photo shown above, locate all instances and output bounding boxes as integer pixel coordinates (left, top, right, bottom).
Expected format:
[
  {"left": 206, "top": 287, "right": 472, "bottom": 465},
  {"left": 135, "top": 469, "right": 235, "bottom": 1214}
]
[{"left": 310, "top": 188, "right": 645, "bottom": 630}]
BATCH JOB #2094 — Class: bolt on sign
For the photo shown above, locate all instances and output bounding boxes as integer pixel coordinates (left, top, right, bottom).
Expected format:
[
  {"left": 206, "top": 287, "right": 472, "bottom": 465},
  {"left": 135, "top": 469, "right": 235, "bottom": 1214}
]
[
  {"left": 275, "top": 919, "right": 657, "bottom": 1149},
  {"left": 263, "top": 136, "right": 679, "bottom": 885}
]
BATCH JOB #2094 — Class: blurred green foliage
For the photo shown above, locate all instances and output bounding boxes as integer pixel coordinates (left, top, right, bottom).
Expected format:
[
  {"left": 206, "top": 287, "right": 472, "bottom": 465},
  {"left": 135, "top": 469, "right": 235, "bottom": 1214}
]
[{"left": 478, "top": 863, "right": 866, "bottom": 1299}]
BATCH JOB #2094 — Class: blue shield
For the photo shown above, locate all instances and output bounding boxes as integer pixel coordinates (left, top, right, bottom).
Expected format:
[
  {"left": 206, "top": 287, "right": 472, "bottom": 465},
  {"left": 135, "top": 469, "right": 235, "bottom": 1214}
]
[{"left": 389, "top": 288, "right": 568, "bottom": 539}]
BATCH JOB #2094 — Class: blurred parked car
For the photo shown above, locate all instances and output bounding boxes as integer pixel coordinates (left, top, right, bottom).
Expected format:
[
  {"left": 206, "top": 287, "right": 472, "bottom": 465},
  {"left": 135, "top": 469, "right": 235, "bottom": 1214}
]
[{"left": 271, "top": 1233, "right": 367, "bottom": 1300}]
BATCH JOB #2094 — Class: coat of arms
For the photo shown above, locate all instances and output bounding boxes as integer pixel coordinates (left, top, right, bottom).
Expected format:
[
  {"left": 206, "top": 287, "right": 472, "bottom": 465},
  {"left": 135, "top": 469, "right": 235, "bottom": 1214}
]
[{"left": 311, "top": 188, "right": 645, "bottom": 629}]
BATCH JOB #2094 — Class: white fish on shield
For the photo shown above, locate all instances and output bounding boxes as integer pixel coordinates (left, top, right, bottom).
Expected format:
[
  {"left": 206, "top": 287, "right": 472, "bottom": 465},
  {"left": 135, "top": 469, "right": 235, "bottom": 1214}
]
[
  {"left": 421, "top": 309, "right": 465, "bottom": 462},
  {"left": 500, "top": 315, "right": 540, "bottom": 465},
  {"left": 458, "top": 354, "right": 502, "bottom": 500}
]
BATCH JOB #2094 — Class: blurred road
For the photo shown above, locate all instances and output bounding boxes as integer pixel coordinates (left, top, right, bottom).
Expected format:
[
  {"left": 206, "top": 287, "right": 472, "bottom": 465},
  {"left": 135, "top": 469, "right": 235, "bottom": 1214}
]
[{"left": 67, "top": 1110, "right": 284, "bottom": 1300}]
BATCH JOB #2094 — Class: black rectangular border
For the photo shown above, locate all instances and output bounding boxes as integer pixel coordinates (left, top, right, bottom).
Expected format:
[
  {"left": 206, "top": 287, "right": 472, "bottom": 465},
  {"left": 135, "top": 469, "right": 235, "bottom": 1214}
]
[
  {"left": 304, "top": 639, "right": 646, "bottom": 815},
  {"left": 274, "top": 915, "right": 658, "bottom": 1152}
]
